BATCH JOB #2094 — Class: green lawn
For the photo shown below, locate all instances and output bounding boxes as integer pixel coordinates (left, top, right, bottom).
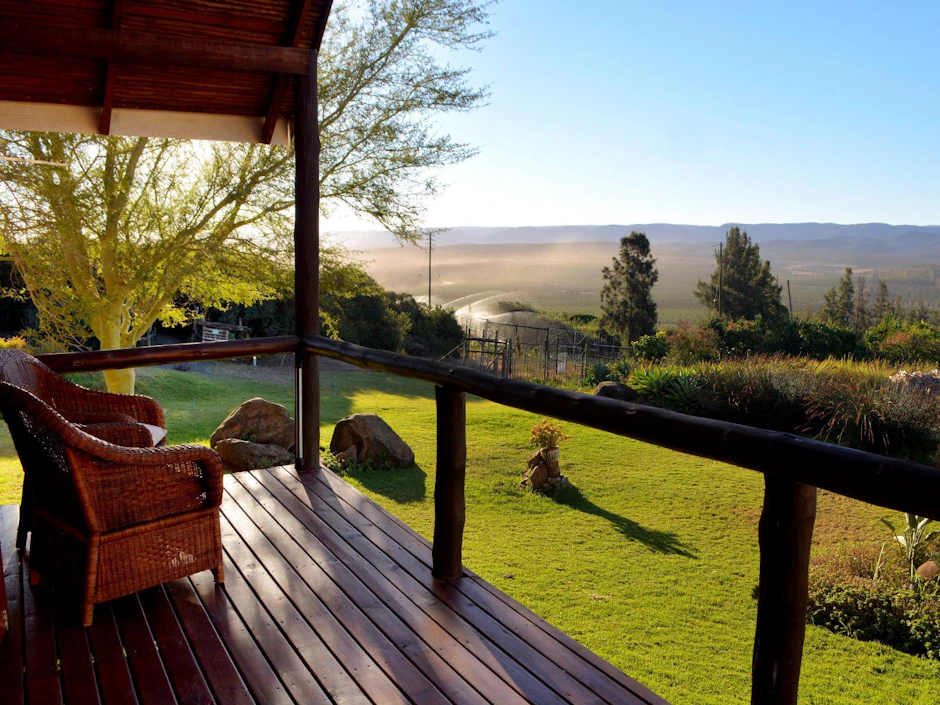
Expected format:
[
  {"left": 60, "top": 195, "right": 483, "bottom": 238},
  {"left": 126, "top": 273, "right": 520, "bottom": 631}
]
[{"left": 1, "top": 364, "right": 938, "bottom": 703}]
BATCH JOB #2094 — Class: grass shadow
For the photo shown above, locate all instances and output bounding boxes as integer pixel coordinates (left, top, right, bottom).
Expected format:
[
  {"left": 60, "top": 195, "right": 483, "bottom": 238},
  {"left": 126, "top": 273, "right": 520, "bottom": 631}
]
[
  {"left": 339, "top": 462, "right": 428, "bottom": 504},
  {"left": 550, "top": 484, "right": 697, "bottom": 558}
]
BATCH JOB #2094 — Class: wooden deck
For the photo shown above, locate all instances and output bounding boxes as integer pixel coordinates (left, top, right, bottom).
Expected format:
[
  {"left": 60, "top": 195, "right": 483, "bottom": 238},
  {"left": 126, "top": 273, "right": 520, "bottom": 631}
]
[{"left": 0, "top": 465, "right": 666, "bottom": 705}]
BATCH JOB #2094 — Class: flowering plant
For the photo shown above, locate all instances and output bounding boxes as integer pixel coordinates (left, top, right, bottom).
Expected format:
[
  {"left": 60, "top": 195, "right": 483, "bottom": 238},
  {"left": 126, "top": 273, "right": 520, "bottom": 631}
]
[{"left": 529, "top": 418, "right": 570, "bottom": 449}]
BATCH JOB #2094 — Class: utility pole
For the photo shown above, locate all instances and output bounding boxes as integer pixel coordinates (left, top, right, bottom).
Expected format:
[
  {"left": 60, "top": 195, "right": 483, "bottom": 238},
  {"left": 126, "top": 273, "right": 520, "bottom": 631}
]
[
  {"left": 428, "top": 231, "right": 432, "bottom": 308},
  {"left": 787, "top": 280, "right": 794, "bottom": 319},
  {"left": 717, "top": 242, "right": 723, "bottom": 318}
]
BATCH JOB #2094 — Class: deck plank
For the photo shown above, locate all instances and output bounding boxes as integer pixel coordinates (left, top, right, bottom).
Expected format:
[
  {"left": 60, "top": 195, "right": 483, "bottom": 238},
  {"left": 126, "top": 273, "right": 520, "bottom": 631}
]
[
  {"left": 303, "top": 466, "right": 666, "bottom": 705},
  {"left": 55, "top": 620, "right": 100, "bottom": 705},
  {"left": 239, "top": 469, "right": 568, "bottom": 705},
  {"left": 22, "top": 551, "right": 63, "bottom": 705},
  {"left": 229, "top": 472, "right": 491, "bottom": 705},
  {"left": 111, "top": 595, "right": 178, "bottom": 705},
  {"left": 220, "top": 493, "right": 417, "bottom": 705},
  {"left": 188, "top": 573, "right": 293, "bottom": 705},
  {"left": 269, "top": 467, "right": 628, "bottom": 704},
  {"left": 138, "top": 587, "right": 214, "bottom": 705},
  {"left": 88, "top": 604, "right": 139, "bottom": 705},
  {"left": 218, "top": 513, "right": 373, "bottom": 705},
  {"left": 162, "top": 579, "right": 255, "bottom": 705},
  {"left": 0, "top": 505, "right": 25, "bottom": 705},
  {"left": 210, "top": 552, "right": 331, "bottom": 704},
  {"left": 0, "top": 462, "right": 666, "bottom": 705}
]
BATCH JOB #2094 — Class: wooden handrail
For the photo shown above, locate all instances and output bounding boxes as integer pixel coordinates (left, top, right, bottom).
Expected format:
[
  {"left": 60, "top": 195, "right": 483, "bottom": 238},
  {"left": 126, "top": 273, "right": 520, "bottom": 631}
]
[
  {"left": 303, "top": 334, "right": 940, "bottom": 521},
  {"left": 33, "top": 333, "right": 938, "bottom": 704},
  {"left": 38, "top": 336, "right": 299, "bottom": 373}
]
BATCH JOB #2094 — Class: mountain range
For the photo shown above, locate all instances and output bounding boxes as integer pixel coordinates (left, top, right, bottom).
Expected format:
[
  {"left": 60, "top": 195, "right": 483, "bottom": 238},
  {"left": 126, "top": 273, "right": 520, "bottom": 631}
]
[{"left": 334, "top": 223, "right": 940, "bottom": 250}]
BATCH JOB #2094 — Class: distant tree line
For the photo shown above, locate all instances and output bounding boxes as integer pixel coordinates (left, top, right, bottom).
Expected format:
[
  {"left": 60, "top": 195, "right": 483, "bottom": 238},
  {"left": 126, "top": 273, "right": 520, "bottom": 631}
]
[{"left": 597, "top": 225, "right": 940, "bottom": 364}]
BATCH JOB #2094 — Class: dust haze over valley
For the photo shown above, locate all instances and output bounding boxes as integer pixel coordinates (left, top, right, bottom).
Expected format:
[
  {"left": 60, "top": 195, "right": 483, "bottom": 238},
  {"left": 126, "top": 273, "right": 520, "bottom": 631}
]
[{"left": 340, "top": 224, "right": 940, "bottom": 325}]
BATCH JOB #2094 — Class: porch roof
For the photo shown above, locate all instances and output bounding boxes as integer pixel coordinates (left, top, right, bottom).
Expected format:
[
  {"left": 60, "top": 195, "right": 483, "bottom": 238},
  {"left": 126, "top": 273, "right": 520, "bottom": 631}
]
[{"left": 0, "top": 0, "right": 333, "bottom": 144}]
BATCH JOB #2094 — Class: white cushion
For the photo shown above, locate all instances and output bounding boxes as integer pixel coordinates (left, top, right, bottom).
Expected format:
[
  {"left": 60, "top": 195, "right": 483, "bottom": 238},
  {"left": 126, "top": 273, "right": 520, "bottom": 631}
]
[{"left": 140, "top": 423, "right": 167, "bottom": 446}]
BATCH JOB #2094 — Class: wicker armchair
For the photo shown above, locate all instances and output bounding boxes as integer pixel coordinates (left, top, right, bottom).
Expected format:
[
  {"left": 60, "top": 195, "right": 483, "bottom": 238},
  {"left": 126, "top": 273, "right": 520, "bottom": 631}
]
[{"left": 0, "top": 350, "right": 223, "bottom": 626}]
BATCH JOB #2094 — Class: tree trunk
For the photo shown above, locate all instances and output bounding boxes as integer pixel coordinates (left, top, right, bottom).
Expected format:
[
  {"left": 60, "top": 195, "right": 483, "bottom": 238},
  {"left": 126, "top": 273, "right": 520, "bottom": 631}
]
[
  {"left": 96, "top": 322, "right": 136, "bottom": 394},
  {"left": 102, "top": 367, "right": 135, "bottom": 395}
]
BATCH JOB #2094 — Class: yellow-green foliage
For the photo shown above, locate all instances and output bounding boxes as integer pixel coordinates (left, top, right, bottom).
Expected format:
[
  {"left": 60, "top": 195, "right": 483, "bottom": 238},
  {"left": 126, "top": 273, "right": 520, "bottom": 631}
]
[{"left": 0, "top": 336, "right": 26, "bottom": 351}]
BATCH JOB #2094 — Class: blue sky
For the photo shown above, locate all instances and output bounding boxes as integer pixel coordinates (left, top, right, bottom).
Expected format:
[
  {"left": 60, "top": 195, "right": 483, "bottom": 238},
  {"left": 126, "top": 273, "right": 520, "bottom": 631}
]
[{"left": 328, "top": 1, "right": 940, "bottom": 231}]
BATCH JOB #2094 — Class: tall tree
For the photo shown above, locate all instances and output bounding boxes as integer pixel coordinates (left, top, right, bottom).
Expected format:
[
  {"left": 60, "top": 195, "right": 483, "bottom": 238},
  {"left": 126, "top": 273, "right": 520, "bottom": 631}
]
[
  {"left": 872, "top": 279, "right": 893, "bottom": 323},
  {"left": 0, "top": 0, "right": 493, "bottom": 392},
  {"left": 821, "top": 267, "right": 855, "bottom": 327},
  {"left": 600, "top": 232, "right": 658, "bottom": 343},
  {"left": 852, "top": 274, "right": 869, "bottom": 333},
  {"left": 694, "top": 227, "right": 785, "bottom": 321}
]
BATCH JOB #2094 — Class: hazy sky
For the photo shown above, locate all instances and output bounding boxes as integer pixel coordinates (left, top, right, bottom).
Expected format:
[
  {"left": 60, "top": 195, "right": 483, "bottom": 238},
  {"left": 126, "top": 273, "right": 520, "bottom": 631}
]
[{"left": 326, "top": 1, "right": 940, "bottom": 232}]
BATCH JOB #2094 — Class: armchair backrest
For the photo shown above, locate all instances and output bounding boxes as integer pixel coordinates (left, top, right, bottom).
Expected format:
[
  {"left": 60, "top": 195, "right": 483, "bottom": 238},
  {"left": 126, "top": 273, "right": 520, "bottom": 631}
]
[
  {"left": 0, "top": 348, "right": 50, "bottom": 393},
  {"left": 0, "top": 377, "right": 90, "bottom": 531}
]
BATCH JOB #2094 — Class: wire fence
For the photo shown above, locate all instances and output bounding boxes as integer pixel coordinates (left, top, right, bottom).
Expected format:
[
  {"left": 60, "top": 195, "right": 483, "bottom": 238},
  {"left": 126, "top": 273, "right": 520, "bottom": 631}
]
[{"left": 453, "top": 317, "right": 630, "bottom": 383}]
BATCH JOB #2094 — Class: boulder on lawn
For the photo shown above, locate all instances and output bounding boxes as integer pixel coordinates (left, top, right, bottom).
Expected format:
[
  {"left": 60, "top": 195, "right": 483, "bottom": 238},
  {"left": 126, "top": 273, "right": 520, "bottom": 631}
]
[
  {"left": 215, "top": 438, "right": 295, "bottom": 471},
  {"left": 210, "top": 398, "right": 294, "bottom": 451},
  {"left": 917, "top": 559, "right": 940, "bottom": 581},
  {"left": 594, "top": 381, "right": 641, "bottom": 403},
  {"left": 330, "top": 414, "right": 415, "bottom": 467},
  {"left": 527, "top": 462, "right": 548, "bottom": 489}
]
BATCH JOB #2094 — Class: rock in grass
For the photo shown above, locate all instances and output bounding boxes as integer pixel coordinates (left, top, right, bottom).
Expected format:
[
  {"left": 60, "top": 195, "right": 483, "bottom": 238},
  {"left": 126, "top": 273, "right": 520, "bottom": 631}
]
[
  {"left": 594, "top": 381, "right": 641, "bottom": 402},
  {"left": 211, "top": 398, "right": 295, "bottom": 451},
  {"left": 917, "top": 559, "right": 940, "bottom": 581},
  {"left": 215, "top": 438, "right": 294, "bottom": 471},
  {"left": 334, "top": 445, "right": 358, "bottom": 463},
  {"left": 330, "top": 414, "right": 415, "bottom": 467}
]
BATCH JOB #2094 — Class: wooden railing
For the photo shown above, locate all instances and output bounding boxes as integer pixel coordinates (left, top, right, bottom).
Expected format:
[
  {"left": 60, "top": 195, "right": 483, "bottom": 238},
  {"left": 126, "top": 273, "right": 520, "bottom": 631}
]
[{"left": 38, "top": 335, "right": 940, "bottom": 705}]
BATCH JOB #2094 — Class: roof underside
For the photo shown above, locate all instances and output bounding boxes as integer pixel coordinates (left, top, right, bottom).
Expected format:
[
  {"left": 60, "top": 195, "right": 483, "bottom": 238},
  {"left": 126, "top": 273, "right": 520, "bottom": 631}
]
[{"left": 0, "top": 0, "right": 332, "bottom": 144}]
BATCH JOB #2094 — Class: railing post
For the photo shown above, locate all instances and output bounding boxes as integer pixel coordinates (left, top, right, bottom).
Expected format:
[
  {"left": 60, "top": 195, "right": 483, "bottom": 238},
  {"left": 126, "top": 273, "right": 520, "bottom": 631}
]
[
  {"left": 293, "top": 49, "right": 320, "bottom": 471},
  {"left": 752, "top": 476, "right": 817, "bottom": 705},
  {"left": 432, "top": 384, "right": 466, "bottom": 580}
]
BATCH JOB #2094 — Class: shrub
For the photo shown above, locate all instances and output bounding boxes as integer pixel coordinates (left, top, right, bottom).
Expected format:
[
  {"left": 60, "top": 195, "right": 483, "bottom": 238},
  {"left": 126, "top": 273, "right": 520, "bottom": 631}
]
[
  {"left": 629, "top": 367, "right": 698, "bottom": 412},
  {"left": 804, "top": 374, "right": 940, "bottom": 461},
  {"left": 865, "top": 316, "right": 940, "bottom": 364},
  {"left": 808, "top": 580, "right": 940, "bottom": 660},
  {"left": 529, "top": 418, "right": 570, "bottom": 449},
  {"left": 632, "top": 331, "right": 669, "bottom": 361},
  {"left": 667, "top": 323, "right": 719, "bottom": 364},
  {"left": 610, "top": 357, "right": 632, "bottom": 381},
  {"left": 706, "top": 317, "right": 861, "bottom": 360},
  {"left": 0, "top": 336, "right": 27, "bottom": 351},
  {"left": 585, "top": 361, "right": 614, "bottom": 386}
]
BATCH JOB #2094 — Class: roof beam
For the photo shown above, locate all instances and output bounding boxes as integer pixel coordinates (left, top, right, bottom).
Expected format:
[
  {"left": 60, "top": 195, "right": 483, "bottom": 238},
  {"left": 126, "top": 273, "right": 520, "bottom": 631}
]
[
  {"left": 100, "top": 0, "right": 125, "bottom": 135},
  {"left": 0, "top": 24, "right": 312, "bottom": 76},
  {"left": 260, "top": 0, "right": 333, "bottom": 144}
]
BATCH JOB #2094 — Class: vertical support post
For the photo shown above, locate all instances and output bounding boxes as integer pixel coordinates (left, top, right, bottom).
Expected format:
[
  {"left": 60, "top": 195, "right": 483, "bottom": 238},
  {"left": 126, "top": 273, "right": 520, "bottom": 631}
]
[
  {"left": 294, "top": 50, "right": 320, "bottom": 472},
  {"left": 432, "top": 384, "right": 466, "bottom": 580},
  {"left": 752, "top": 476, "right": 817, "bottom": 705},
  {"left": 543, "top": 329, "right": 550, "bottom": 379}
]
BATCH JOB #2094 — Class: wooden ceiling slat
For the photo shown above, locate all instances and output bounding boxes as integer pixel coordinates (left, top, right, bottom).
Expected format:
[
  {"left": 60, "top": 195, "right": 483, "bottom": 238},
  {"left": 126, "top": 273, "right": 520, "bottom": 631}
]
[
  {"left": 1, "top": 25, "right": 312, "bottom": 75},
  {"left": 100, "top": 0, "right": 125, "bottom": 134}
]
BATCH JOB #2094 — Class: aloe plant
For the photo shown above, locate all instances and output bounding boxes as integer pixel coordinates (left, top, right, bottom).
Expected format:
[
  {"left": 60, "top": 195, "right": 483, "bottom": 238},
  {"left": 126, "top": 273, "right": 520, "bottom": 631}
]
[
  {"left": 610, "top": 357, "right": 632, "bottom": 381},
  {"left": 881, "top": 513, "right": 940, "bottom": 583}
]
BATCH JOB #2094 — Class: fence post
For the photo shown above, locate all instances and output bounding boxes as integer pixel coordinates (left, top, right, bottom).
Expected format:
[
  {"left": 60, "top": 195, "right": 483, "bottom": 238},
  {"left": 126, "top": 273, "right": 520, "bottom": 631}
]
[
  {"left": 751, "top": 477, "right": 817, "bottom": 705},
  {"left": 543, "top": 328, "right": 550, "bottom": 379},
  {"left": 433, "top": 384, "right": 467, "bottom": 580}
]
